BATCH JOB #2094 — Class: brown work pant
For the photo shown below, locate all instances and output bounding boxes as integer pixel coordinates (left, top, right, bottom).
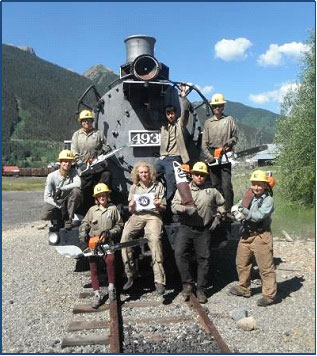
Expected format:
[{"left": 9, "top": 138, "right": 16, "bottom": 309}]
[
  {"left": 121, "top": 213, "right": 166, "bottom": 285},
  {"left": 236, "top": 231, "right": 277, "bottom": 299}
]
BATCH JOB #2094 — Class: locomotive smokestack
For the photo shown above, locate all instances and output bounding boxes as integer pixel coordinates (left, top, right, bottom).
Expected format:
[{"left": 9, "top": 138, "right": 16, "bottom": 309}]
[{"left": 124, "top": 35, "right": 156, "bottom": 63}]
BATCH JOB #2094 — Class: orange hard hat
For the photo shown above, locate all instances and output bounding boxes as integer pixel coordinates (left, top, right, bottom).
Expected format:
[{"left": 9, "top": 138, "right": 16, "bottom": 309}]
[{"left": 267, "top": 176, "right": 276, "bottom": 189}]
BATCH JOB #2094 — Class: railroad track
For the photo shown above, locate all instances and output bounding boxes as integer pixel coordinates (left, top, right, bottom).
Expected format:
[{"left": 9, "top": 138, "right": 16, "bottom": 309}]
[{"left": 61, "top": 286, "right": 231, "bottom": 353}]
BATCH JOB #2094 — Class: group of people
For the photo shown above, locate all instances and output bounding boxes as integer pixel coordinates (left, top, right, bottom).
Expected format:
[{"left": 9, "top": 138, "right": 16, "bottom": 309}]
[{"left": 42, "top": 87, "right": 277, "bottom": 309}]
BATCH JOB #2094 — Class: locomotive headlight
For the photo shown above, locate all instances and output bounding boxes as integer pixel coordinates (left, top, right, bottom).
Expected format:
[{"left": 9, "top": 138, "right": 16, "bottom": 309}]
[
  {"left": 133, "top": 55, "right": 160, "bottom": 81},
  {"left": 48, "top": 231, "right": 59, "bottom": 245}
]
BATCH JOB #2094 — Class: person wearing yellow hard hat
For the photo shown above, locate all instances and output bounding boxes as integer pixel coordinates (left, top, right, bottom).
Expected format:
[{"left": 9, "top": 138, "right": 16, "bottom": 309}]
[
  {"left": 41, "top": 149, "right": 82, "bottom": 230},
  {"left": 229, "top": 169, "right": 277, "bottom": 307},
  {"left": 201, "top": 93, "right": 238, "bottom": 212},
  {"left": 71, "top": 109, "right": 112, "bottom": 214},
  {"left": 171, "top": 161, "right": 226, "bottom": 304},
  {"left": 79, "top": 183, "right": 123, "bottom": 308}
]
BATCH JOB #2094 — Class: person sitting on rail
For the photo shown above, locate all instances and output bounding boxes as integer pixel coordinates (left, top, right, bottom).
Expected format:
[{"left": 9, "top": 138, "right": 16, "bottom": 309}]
[
  {"left": 71, "top": 109, "right": 112, "bottom": 213},
  {"left": 229, "top": 170, "right": 277, "bottom": 307},
  {"left": 171, "top": 162, "right": 226, "bottom": 304},
  {"left": 41, "top": 149, "right": 82, "bottom": 230},
  {"left": 79, "top": 183, "right": 123, "bottom": 308},
  {"left": 155, "top": 83, "right": 190, "bottom": 203},
  {"left": 120, "top": 161, "right": 166, "bottom": 296}
]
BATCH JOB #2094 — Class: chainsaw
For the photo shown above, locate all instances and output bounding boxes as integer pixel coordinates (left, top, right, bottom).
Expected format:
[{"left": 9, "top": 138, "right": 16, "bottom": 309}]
[
  {"left": 208, "top": 144, "right": 268, "bottom": 167},
  {"left": 54, "top": 236, "right": 148, "bottom": 259},
  {"left": 78, "top": 145, "right": 126, "bottom": 176},
  {"left": 82, "top": 237, "right": 148, "bottom": 257}
]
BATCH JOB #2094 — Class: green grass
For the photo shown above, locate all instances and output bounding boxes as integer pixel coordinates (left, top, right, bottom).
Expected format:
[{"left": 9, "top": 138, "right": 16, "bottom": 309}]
[
  {"left": 233, "top": 165, "right": 315, "bottom": 240},
  {"left": 2, "top": 176, "right": 46, "bottom": 191}
]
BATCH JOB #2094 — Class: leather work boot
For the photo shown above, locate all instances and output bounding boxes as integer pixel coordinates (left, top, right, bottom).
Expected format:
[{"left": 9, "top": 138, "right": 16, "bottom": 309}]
[
  {"left": 155, "top": 283, "right": 165, "bottom": 296},
  {"left": 108, "top": 288, "right": 117, "bottom": 302},
  {"left": 196, "top": 289, "right": 207, "bottom": 304},
  {"left": 182, "top": 283, "right": 193, "bottom": 302},
  {"left": 64, "top": 220, "right": 72, "bottom": 230},
  {"left": 257, "top": 296, "right": 275, "bottom": 307},
  {"left": 92, "top": 290, "right": 103, "bottom": 309},
  {"left": 123, "top": 277, "right": 134, "bottom": 291},
  {"left": 229, "top": 285, "right": 251, "bottom": 298}
]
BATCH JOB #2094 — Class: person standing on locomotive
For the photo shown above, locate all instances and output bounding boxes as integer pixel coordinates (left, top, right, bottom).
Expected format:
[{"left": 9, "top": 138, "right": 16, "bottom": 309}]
[
  {"left": 201, "top": 93, "right": 238, "bottom": 211},
  {"left": 171, "top": 162, "right": 226, "bottom": 304},
  {"left": 121, "top": 161, "right": 166, "bottom": 295},
  {"left": 71, "top": 109, "right": 111, "bottom": 212},
  {"left": 229, "top": 170, "right": 277, "bottom": 307},
  {"left": 79, "top": 183, "right": 123, "bottom": 308},
  {"left": 155, "top": 83, "right": 190, "bottom": 202},
  {"left": 41, "top": 150, "right": 82, "bottom": 230}
]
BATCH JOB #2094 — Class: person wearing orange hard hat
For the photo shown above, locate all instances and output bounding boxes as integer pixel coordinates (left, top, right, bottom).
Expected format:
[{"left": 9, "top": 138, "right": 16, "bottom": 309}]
[{"left": 229, "top": 170, "right": 277, "bottom": 307}]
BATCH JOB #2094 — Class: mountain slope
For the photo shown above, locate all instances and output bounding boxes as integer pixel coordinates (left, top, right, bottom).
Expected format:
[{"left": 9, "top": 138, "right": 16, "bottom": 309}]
[{"left": 2, "top": 44, "right": 279, "bottom": 165}]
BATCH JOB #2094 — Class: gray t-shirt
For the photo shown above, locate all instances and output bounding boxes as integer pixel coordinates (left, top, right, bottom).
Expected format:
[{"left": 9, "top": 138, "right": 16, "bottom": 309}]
[{"left": 44, "top": 168, "right": 81, "bottom": 207}]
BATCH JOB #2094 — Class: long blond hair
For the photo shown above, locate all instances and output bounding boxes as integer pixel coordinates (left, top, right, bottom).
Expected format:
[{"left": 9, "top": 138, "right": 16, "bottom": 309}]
[{"left": 131, "top": 161, "right": 157, "bottom": 184}]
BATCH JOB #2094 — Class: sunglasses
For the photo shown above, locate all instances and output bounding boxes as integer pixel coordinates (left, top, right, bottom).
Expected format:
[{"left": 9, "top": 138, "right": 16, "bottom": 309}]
[
  {"left": 212, "top": 104, "right": 224, "bottom": 109},
  {"left": 81, "top": 119, "right": 93, "bottom": 123},
  {"left": 193, "top": 173, "right": 207, "bottom": 177}
]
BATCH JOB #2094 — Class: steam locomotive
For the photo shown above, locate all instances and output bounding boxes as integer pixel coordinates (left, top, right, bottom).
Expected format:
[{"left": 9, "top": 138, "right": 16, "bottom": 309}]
[{"left": 49, "top": 35, "right": 213, "bottom": 256}]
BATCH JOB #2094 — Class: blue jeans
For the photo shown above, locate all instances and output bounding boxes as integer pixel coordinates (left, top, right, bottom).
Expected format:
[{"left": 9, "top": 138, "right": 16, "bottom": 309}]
[{"left": 155, "top": 156, "right": 182, "bottom": 201}]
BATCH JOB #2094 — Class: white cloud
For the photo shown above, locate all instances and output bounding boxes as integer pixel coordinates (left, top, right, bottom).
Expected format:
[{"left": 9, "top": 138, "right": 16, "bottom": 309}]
[
  {"left": 249, "top": 82, "right": 300, "bottom": 105},
  {"left": 214, "top": 38, "right": 252, "bottom": 61},
  {"left": 257, "top": 42, "right": 310, "bottom": 66},
  {"left": 195, "top": 85, "right": 214, "bottom": 95}
]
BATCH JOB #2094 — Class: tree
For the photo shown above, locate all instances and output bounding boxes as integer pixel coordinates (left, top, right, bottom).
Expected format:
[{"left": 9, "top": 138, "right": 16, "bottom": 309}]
[{"left": 275, "top": 30, "right": 315, "bottom": 205}]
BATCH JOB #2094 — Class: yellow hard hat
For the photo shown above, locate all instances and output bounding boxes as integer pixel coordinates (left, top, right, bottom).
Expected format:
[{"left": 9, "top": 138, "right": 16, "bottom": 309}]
[
  {"left": 58, "top": 149, "right": 74, "bottom": 161},
  {"left": 210, "top": 93, "right": 226, "bottom": 105},
  {"left": 250, "top": 170, "right": 269, "bottom": 183},
  {"left": 93, "top": 183, "right": 112, "bottom": 197},
  {"left": 191, "top": 162, "right": 208, "bottom": 175},
  {"left": 78, "top": 110, "right": 94, "bottom": 122}
]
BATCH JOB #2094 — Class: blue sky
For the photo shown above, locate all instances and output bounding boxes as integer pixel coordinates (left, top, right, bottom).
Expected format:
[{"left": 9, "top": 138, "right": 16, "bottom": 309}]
[{"left": 2, "top": 2, "right": 315, "bottom": 114}]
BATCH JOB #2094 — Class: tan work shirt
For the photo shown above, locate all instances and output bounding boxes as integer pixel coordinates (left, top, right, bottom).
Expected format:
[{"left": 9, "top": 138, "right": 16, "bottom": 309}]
[
  {"left": 171, "top": 181, "right": 226, "bottom": 227},
  {"left": 129, "top": 181, "right": 166, "bottom": 215},
  {"left": 71, "top": 128, "right": 111, "bottom": 162},
  {"left": 166, "top": 124, "right": 180, "bottom": 156},
  {"left": 79, "top": 203, "right": 123, "bottom": 239},
  {"left": 160, "top": 97, "right": 190, "bottom": 163},
  {"left": 201, "top": 115, "right": 238, "bottom": 162}
]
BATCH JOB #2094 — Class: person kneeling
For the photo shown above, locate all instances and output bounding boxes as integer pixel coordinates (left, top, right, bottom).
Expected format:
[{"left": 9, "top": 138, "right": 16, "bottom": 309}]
[{"left": 41, "top": 150, "right": 82, "bottom": 230}]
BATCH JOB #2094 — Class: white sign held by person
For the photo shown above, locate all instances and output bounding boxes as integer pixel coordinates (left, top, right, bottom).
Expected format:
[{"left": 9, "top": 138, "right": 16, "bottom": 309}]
[{"left": 134, "top": 193, "right": 156, "bottom": 212}]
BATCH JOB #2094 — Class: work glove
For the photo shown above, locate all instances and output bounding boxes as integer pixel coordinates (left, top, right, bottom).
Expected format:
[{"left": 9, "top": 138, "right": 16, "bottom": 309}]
[
  {"left": 231, "top": 205, "right": 246, "bottom": 222},
  {"left": 56, "top": 198, "right": 65, "bottom": 207},
  {"left": 224, "top": 138, "right": 235, "bottom": 149},
  {"left": 77, "top": 160, "right": 87, "bottom": 170},
  {"left": 99, "top": 230, "right": 110, "bottom": 244},
  {"left": 183, "top": 205, "right": 198, "bottom": 216},
  {"left": 207, "top": 157, "right": 216, "bottom": 166}
]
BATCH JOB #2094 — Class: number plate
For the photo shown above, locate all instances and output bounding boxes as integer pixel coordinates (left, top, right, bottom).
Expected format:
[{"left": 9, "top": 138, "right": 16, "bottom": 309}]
[{"left": 129, "top": 130, "right": 161, "bottom": 147}]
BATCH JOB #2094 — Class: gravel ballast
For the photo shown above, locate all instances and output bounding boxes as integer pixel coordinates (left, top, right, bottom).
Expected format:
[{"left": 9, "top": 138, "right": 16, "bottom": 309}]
[{"left": 2, "top": 220, "right": 315, "bottom": 354}]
